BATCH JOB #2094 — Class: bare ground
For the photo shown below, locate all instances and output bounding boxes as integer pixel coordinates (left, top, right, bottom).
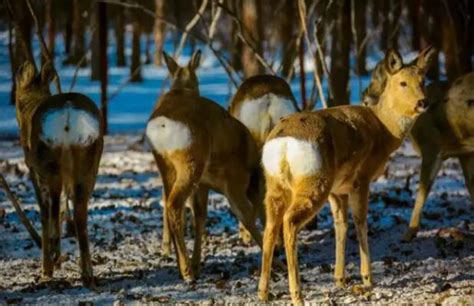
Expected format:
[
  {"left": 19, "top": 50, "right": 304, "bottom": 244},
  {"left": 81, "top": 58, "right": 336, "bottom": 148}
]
[{"left": 0, "top": 135, "right": 473, "bottom": 305}]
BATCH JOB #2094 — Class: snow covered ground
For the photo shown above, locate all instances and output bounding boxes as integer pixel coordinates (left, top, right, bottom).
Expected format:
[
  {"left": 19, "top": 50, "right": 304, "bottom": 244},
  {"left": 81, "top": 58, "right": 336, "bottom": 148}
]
[{"left": 0, "top": 135, "right": 473, "bottom": 304}]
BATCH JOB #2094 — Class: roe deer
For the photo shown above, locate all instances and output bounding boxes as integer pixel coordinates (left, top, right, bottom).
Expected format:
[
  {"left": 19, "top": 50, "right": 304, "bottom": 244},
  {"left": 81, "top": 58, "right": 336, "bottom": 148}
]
[
  {"left": 15, "top": 61, "right": 103, "bottom": 287},
  {"left": 257, "top": 47, "right": 436, "bottom": 305},
  {"left": 145, "top": 50, "right": 264, "bottom": 282},
  {"left": 229, "top": 74, "right": 299, "bottom": 243},
  {"left": 364, "top": 69, "right": 474, "bottom": 241}
]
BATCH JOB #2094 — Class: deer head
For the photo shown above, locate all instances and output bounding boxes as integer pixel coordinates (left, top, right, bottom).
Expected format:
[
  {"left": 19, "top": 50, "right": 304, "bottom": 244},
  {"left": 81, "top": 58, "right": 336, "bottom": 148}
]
[
  {"left": 15, "top": 60, "right": 54, "bottom": 129},
  {"left": 163, "top": 50, "right": 201, "bottom": 94}
]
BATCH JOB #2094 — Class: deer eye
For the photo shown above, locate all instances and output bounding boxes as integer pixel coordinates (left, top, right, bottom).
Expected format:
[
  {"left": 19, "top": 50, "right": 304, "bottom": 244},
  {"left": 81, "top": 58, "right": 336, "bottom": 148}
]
[{"left": 400, "top": 81, "right": 407, "bottom": 87}]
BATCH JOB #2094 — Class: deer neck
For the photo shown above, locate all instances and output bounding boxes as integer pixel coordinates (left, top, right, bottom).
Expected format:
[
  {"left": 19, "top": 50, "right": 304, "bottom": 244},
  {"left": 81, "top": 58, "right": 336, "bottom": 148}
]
[{"left": 371, "top": 94, "right": 417, "bottom": 141}]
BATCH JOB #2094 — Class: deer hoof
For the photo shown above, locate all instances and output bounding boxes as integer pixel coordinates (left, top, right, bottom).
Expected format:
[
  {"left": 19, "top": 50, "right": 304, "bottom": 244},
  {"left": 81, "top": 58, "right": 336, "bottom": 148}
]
[{"left": 403, "top": 227, "right": 418, "bottom": 242}]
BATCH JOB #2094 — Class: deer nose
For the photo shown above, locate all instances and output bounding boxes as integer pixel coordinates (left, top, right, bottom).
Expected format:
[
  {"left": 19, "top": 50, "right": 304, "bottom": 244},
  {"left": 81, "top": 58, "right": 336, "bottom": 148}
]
[{"left": 415, "top": 99, "right": 428, "bottom": 112}]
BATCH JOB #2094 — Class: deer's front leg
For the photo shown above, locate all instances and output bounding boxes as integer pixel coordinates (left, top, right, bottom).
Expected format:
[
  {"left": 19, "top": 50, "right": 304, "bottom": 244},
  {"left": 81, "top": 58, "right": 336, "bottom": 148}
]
[
  {"left": 349, "top": 183, "right": 372, "bottom": 288},
  {"left": 328, "top": 194, "right": 348, "bottom": 288}
]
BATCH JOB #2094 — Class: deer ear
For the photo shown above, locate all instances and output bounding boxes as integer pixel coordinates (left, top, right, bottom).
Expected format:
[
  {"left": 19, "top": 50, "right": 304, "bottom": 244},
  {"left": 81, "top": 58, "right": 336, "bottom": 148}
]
[
  {"left": 16, "top": 60, "right": 37, "bottom": 88},
  {"left": 414, "top": 46, "right": 437, "bottom": 75},
  {"left": 385, "top": 49, "right": 403, "bottom": 74},
  {"left": 163, "top": 51, "right": 178, "bottom": 75},
  {"left": 189, "top": 50, "right": 201, "bottom": 71},
  {"left": 41, "top": 61, "right": 55, "bottom": 84}
]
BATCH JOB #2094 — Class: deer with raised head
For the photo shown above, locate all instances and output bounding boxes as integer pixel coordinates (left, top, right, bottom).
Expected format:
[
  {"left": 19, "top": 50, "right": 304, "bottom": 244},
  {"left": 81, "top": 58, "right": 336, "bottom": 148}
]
[
  {"left": 146, "top": 50, "right": 264, "bottom": 282},
  {"left": 364, "top": 66, "right": 474, "bottom": 241},
  {"left": 229, "top": 74, "right": 299, "bottom": 243},
  {"left": 15, "top": 61, "right": 103, "bottom": 287},
  {"left": 257, "top": 47, "right": 436, "bottom": 305}
]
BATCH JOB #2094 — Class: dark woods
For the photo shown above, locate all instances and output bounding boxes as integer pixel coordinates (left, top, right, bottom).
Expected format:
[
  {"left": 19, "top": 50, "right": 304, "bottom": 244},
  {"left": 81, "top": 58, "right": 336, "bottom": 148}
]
[{"left": 2, "top": 0, "right": 473, "bottom": 110}]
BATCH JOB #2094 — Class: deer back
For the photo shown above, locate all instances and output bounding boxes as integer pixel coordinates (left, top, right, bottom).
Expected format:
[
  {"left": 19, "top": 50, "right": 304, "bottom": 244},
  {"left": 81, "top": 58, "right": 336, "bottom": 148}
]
[{"left": 229, "top": 75, "right": 298, "bottom": 148}]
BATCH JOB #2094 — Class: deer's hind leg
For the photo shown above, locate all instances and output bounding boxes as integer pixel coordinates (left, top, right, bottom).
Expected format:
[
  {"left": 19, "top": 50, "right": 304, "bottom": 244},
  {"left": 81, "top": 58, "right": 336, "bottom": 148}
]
[
  {"left": 37, "top": 176, "right": 62, "bottom": 281},
  {"left": 258, "top": 176, "right": 287, "bottom": 301},
  {"left": 283, "top": 176, "right": 328, "bottom": 306},
  {"left": 191, "top": 186, "right": 208, "bottom": 276},
  {"left": 166, "top": 157, "right": 204, "bottom": 283},
  {"left": 154, "top": 153, "right": 176, "bottom": 257},
  {"left": 459, "top": 154, "right": 474, "bottom": 206}
]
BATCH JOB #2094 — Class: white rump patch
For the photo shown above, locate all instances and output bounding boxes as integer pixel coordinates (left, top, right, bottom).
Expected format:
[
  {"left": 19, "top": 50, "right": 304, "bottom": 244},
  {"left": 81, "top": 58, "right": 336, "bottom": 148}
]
[
  {"left": 262, "top": 136, "right": 322, "bottom": 177},
  {"left": 146, "top": 116, "right": 192, "bottom": 153},
  {"left": 238, "top": 93, "right": 296, "bottom": 138},
  {"left": 40, "top": 102, "right": 100, "bottom": 147}
]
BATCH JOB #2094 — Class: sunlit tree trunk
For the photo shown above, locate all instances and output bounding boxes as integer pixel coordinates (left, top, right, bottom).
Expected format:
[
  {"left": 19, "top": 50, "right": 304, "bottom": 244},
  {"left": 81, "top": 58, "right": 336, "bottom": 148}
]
[
  {"left": 354, "top": 0, "right": 368, "bottom": 75},
  {"left": 329, "top": 0, "right": 351, "bottom": 106},
  {"left": 241, "top": 0, "right": 264, "bottom": 77},
  {"left": 280, "top": 0, "right": 296, "bottom": 78},
  {"left": 46, "top": 0, "right": 56, "bottom": 60},
  {"left": 130, "top": 9, "right": 143, "bottom": 82},
  {"left": 114, "top": 6, "right": 126, "bottom": 67},
  {"left": 153, "top": 0, "right": 167, "bottom": 66}
]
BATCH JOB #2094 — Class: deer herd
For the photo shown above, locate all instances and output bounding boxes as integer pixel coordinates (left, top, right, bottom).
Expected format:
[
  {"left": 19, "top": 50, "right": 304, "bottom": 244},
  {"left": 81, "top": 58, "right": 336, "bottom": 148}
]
[{"left": 11, "top": 45, "right": 473, "bottom": 304}]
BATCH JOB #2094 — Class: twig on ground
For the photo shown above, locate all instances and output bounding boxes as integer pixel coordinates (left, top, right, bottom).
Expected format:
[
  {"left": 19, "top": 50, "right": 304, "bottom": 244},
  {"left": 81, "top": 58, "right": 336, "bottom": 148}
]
[{"left": 0, "top": 174, "right": 41, "bottom": 249}]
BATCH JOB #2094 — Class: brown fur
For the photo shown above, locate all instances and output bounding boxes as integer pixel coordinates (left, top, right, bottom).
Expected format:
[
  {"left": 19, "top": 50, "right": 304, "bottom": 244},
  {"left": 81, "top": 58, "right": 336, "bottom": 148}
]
[
  {"left": 229, "top": 74, "right": 298, "bottom": 243},
  {"left": 257, "top": 48, "right": 435, "bottom": 305},
  {"left": 148, "top": 51, "right": 264, "bottom": 282},
  {"left": 229, "top": 74, "right": 298, "bottom": 118},
  {"left": 15, "top": 61, "right": 103, "bottom": 287},
  {"left": 364, "top": 61, "right": 474, "bottom": 241}
]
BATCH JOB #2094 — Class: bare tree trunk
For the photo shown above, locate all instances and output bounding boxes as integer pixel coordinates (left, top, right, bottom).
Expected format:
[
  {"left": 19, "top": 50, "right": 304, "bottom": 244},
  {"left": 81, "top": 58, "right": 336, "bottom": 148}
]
[
  {"left": 11, "top": 1, "right": 33, "bottom": 105},
  {"left": 230, "top": 0, "right": 243, "bottom": 72},
  {"left": 98, "top": 2, "right": 108, "bottom": 134},
  {"left": 329, "top": 0, "right": 351, "bottom": 106},
  {"left": 380, "top": 0, "right": 390, "bottom": 50},
  {"left": 423, "top": 0, "right": 440, "bottom": 80},
  {"left": 388, "top": 0, "right": 402, "bottom": 50},
  {"left": 46, "top": 0, "right": 56, "bottom": 60},
  {"left": 64, "top": 1, "right": 73, "bottom": 56},
  {"left": 298, "top": 36, "right": 306, "bottom": 109},
  {"left": 65, "top": 0, "right": 86, "bottom": 66},
  {"left": 114, "top": 6, "right": 126, "bottom": 67},
  {"left": 130, "top": 10, "right": 143, "bottom": 82},
  {"left": 153, "top": 0, "right": 167, "bottom": 66},
  {"left": 440, "top": 0, "right": 470, "bottom": 81},
  {"left": 354, "top": 0, "right": 368, "bottom": 75},
  {"left": 241, "top": 0, "right": 264, "bottom": 78},
  {"left": 408, "top": 0, "right": 421, "bottom": 51},
  {"left": 280, "top": 0, "right": 296, "bottom": 78},
  {"left": 144, "top": 33, "right": 152, "bottom": 64},
  {"left": 91, "top": 3, "right": 100, "bottom": 81},
  {"left": 8, "top": 22, "right": 16, "bottom": 105}
]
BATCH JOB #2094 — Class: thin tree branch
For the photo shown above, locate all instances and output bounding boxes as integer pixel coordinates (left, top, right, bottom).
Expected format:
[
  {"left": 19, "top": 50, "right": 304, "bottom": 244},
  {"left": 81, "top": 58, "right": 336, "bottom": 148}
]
[
  {"left": 175, "top": 0, "right": 209, "bottom": 58},
  {"left": 209, "top": 0, "right": 224, "bottom": 40},
  {"left": 297, "top": 0, "right": 326, "bottom": 110},
  {"left": 101, "top": 0, "right": 240, "bottom": 88},
  {"left": 0, "top": 174, "right": 41, "bottom": 249},
  {"left": 214, "top": 1, "right": 275, "bottom": 75},
  {"left": 25, "top": 0, "right": 62, "bottom": 93}
]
